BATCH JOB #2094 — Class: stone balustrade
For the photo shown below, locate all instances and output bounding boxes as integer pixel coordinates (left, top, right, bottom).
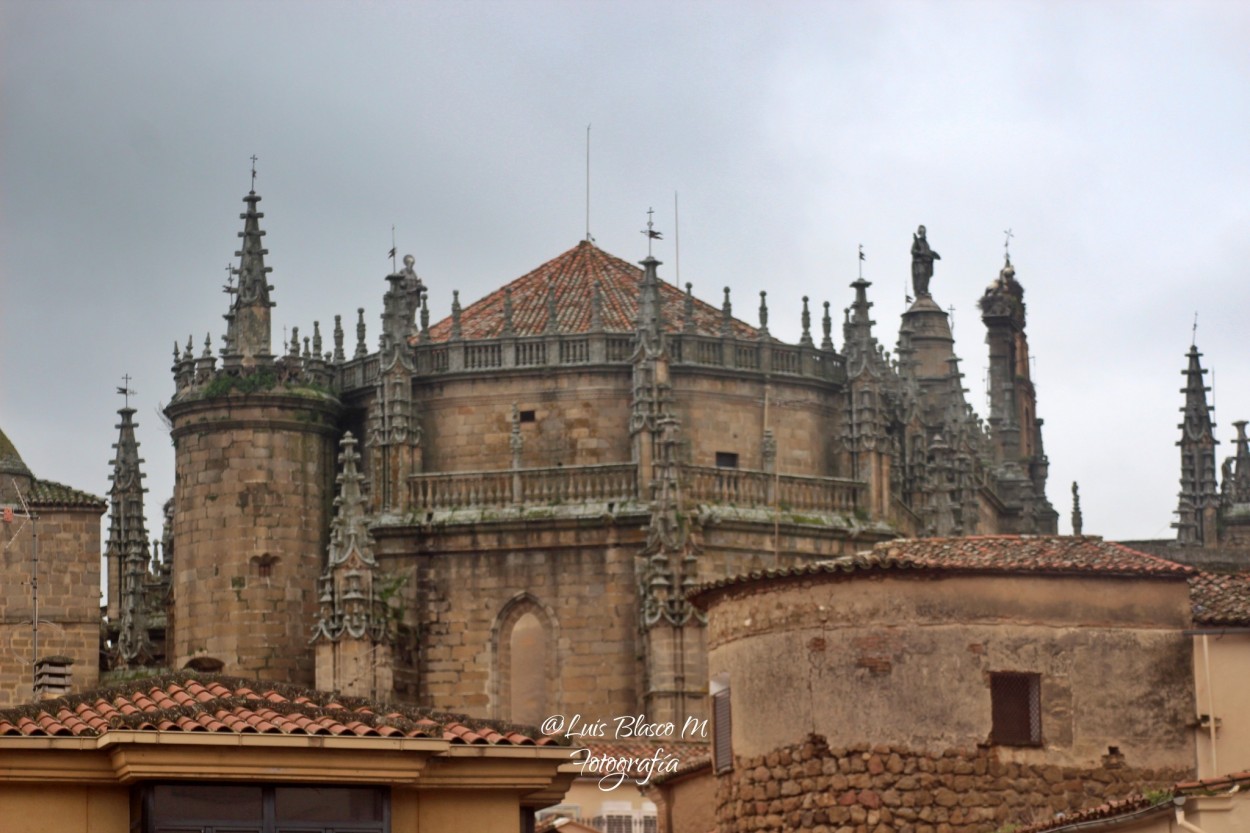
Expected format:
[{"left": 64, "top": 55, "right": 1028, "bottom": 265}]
[
  {"left": 337, "top": 332, "right": 843, "bottom": 395},
  {"left": 410, "top": 464, "right": 639, "bottom": 509},
  {"left": 684, "top": 466, "right": 863, "bottom": 513},
  {"left": 409, "top": 463, "right": 863, "bottom": 515}
]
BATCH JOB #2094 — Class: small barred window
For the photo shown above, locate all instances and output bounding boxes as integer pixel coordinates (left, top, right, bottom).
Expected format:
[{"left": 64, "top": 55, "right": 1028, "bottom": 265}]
[{"left": 991, "top": 672, "right": 1041, "bottom": 746}]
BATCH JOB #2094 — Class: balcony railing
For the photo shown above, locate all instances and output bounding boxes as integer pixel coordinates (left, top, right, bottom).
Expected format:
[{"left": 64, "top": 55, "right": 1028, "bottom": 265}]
[
  {"left": 338, "top": 332, "right": 844, "bottom": 393},
  {"left": 683, "top": 466, "right": 862, "bottom": 513},
  {"left": 409, "top": 463, "right": 862, "bottom": 514},
  {"left": 410, "top": 464, "right": 639, "bottom": 509}
]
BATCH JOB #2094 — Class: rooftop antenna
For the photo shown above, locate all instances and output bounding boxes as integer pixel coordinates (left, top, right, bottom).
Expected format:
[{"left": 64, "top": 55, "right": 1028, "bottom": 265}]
[
  {"left": 249, "top": 154, "right": 258, "bottom": 191},
  {"left": 1003, "top": 228, "right": 1014, "bottom": 262},
  {"left": 641, "top": 207, "right": 661, "bottom": 256},
  {"left": 117, "top": 374, "right": 137, "bottom": 408},
  {"left": 858, "top": 244, "right": 865, "bottom": 280},
  {"left": 585, "top": 124, "right": 593, "bottom": 243},
  {"left": 674, "top": 191, "right": 680, "bottom": 284},
  {"left": 4, "top": 480, "right": 39, "bottom": 698},
  {"left": 388, "top": 225, "right": 398, "bottom": 273}
]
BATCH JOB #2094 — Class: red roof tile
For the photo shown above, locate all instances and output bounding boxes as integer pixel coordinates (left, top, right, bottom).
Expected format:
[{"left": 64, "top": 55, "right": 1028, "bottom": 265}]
[
  {"left": 425, "top": 240, "right": 759, "bottom": 342},
  {"left": 0, "top": 674, "right": 564, "bottom": 747},
  {"left": 691, "top": 535, "right": 1193, "bottom": 604},
  {"left": 1015, "top": 794, "right": 1166, "bottom": 832},
  {"left": 1190, "top": 571, "right": 1250, "bottom": 626}
]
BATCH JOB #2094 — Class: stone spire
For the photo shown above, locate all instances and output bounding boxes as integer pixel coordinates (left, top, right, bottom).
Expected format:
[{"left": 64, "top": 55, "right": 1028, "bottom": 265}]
[
  {"left": 313, "top": 432, "right": 394, "bottom": 698},
  {"left": 1175, "top": 344, "right": 1219, "bottom": 546},
  {"left": 1223, "top": 421, "right": 1250, "bottom": 506},
  {"left": 221, "top": 190, "right": 276, "bottom": 370},
  {"left": 106, "top": 403, "right": 154, "bottom": 667}
]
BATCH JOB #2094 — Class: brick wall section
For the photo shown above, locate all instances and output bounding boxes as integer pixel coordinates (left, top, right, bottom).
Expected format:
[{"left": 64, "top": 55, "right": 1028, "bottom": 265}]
[
  {"left": 167, "top": 392, "right": 339, "bottom": 685},
  {"left": 0, "top": 506, "right": 101, "bottom": 706},
  {"left": 717, "top": 737, "right": 1189, "bottom": 833}
]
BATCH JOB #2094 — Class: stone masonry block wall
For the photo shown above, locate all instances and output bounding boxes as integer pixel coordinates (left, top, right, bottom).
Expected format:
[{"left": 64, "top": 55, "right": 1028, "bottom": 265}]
[
  {"left": 718, "top": 736, "right": 1189, "bottom": 833},
  {"left": 673, "top": 373, "right": 839, "bottom": 477},
  {"left": 0, "top": 507, "right": 101, "bottom": 705},
  {"left": 418, "top": 370, "right": 633, "bottom": 471},
  {"left": 169, "top": 393, "right": 338, "bottom": 685},
  {"left": 380, "top": 520, "right": 645, "bottom": 722}
]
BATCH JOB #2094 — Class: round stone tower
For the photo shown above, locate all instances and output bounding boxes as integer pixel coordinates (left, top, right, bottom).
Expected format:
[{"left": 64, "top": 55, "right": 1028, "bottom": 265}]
[{"left": 165, "top": 189, "right": 340, "bottom": 684}]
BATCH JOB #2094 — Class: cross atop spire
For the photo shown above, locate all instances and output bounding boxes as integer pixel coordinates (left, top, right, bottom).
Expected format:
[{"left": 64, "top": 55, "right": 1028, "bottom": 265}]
[
  {"left": 1003, "top": 228, "right": 1014, "bottom": 262},
  {"left": 641, "top": 207, "right": 662, "bottom": 256},
  {"left": 116, "top": 374, "right": 136, "bottom": 409},
  {"left": 250, "top": 154, "right": 258, "bottom": 192}
]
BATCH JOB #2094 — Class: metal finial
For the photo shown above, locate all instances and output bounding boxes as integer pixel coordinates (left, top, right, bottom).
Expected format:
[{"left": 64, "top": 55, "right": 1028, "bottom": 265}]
[
  {"left": 1003, "top": 228, "right": 1014, "bottom": 261},
  {"left": 249, "top": 155, "right": 258, "bottom": 191},
  {"left": 117, "top": 374, "right": 137, "bottom": 408},
  {"left": 1192, "top": 311, "right": 1199, "bottom": 347},
  {"left": 388, "top": 225, "right": 397, "bottom": 273},
  {"left": 857, "top": 244, "right": 865, "bottom": 279},
  {"left": 641, "top": 207, "right": 662, "bottom": 256},
  {"left": 223, "top": 263, "right": 237, "bottom": 294}
]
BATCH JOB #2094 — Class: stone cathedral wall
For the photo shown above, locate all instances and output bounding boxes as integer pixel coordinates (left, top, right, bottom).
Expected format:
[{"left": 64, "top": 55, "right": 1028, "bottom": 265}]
[{"left": 167, "top": 392, "right": 339, "bottom": 684}]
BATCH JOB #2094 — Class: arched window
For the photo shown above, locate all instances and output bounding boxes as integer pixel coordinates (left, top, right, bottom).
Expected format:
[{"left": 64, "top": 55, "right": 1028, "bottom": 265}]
[{"left": 493, "top": 594, "right": 557, "bottom": 726}]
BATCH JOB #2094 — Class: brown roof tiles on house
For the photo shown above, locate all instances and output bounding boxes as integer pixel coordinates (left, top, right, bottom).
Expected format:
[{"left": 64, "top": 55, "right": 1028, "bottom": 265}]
[
  {"left": 425, "top": 240, "right": 759, "bottom": 342},
  {"left": 1015, "top": 794, "right": 1168, "bottom": 832},
  {"left": 690, "top": 535, "right": 1193, "bottom": 604},
  {"left": 26, "top": 478, "right": 106, "bottom": 509},
  {"left": 0, "top": 673, "right": 565, "bottom": 746},
  {"left": 1189, "top": 571, "right": 1250, "bottom": 626}
]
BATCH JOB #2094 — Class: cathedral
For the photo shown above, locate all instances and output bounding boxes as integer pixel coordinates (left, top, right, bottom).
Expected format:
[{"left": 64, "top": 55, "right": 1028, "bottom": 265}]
[
  {"left": 17, "top": 184, "right": 1248, "bottom": 720},
  {"left": 84, "top": 186, "right": 1062, "bottom": 724}
]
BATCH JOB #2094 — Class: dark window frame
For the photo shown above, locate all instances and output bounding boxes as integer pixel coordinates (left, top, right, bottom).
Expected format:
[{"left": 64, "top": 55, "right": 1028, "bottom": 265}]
[
  {"left": 711, "top": 687, "right": 733, "bottom": 774},
  {"left": 138, "top": 784, "right": 389, "bottom": 833},
  {"left": 714, "top": 451, "right": 739, "bottom": 469},
  {"left": 990, "top": 671, "right": 1042, "bottom": 747}
]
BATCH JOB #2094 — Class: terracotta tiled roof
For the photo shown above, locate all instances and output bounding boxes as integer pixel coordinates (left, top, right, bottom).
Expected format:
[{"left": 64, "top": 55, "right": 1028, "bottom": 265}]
[
  {"left": 690, "top": 536, "right": 1193, "bottom": 603},
  {"left": 0, "top": 674, "right": 563, "bottom": 746},
  {"left": 27, "top": 478, "right": 105, "bottom": 509},
  {"left": 425, "top": 240, "right": 759, "bottom": 341},
  {"left": 1190, "top": 571, "right": 1250, "bottom": 625},
  {"left": 1015, "top": 794, "right": 1167, "bottom": 832},
  {"left": 1175, "top": 769, "right": 1250, "bottom": 791}
]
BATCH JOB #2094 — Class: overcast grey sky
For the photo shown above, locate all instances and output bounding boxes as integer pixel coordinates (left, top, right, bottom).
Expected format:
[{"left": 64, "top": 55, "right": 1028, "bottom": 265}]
[{"left": 1, "top": 0, "right": 1247, "bottom": 544}]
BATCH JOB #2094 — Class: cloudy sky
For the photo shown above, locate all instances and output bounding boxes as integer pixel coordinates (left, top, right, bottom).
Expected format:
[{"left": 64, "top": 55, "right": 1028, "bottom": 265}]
[{"left": 1, "top": 0, "right": 1247, "bottom": 548}]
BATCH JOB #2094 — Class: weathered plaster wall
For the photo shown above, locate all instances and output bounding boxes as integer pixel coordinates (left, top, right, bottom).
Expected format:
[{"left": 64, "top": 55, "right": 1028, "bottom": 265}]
[
  {"left": 1193, "top": 632, "right": 1250, "bottom": 779},
  {"left": 707, "top": 573, "right": 1194, "bottom": 768}
]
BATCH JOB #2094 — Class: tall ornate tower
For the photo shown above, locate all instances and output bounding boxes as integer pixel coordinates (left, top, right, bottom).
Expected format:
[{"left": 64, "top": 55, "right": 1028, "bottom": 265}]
[
  {"left": 165, "top": 188, "right": 341, "bottom": 683},
  {"left": 1174, "top": 344, "right": 1219, "bottom": 546},
  {"left": 105, "top": 400, "right": 156, "bottom": 668},
  {"left": 979, "top": 255, "right": 1056, "bottom": 532}
]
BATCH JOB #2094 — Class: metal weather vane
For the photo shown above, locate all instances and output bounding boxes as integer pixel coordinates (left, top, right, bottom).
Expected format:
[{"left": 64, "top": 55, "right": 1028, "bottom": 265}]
[
  {"left": 117, "top": 374, "right": 137, "bottom": 408},
  {"left": 641, "top": 207, "right": 662, "bottom": 256}
]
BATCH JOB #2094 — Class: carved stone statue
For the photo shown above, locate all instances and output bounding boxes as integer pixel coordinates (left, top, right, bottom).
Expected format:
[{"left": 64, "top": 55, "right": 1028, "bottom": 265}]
[{"left": 911, "top": 225, "right": 940, "bottom": 299}]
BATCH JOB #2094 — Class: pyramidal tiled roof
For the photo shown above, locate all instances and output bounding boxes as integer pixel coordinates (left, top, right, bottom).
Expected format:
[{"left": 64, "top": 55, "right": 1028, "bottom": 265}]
[
  {"left": 28, "top": 478, "right": 105, "bottom": 509},
  {"left": 426, "top": 240, "right": 759, "bottom": 342},
  {"left": 691, "top": 536, "right": 1193, "bottom": 602},
  {"left": 0, "top": 674, "right": 563, "bottom": 746}
]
